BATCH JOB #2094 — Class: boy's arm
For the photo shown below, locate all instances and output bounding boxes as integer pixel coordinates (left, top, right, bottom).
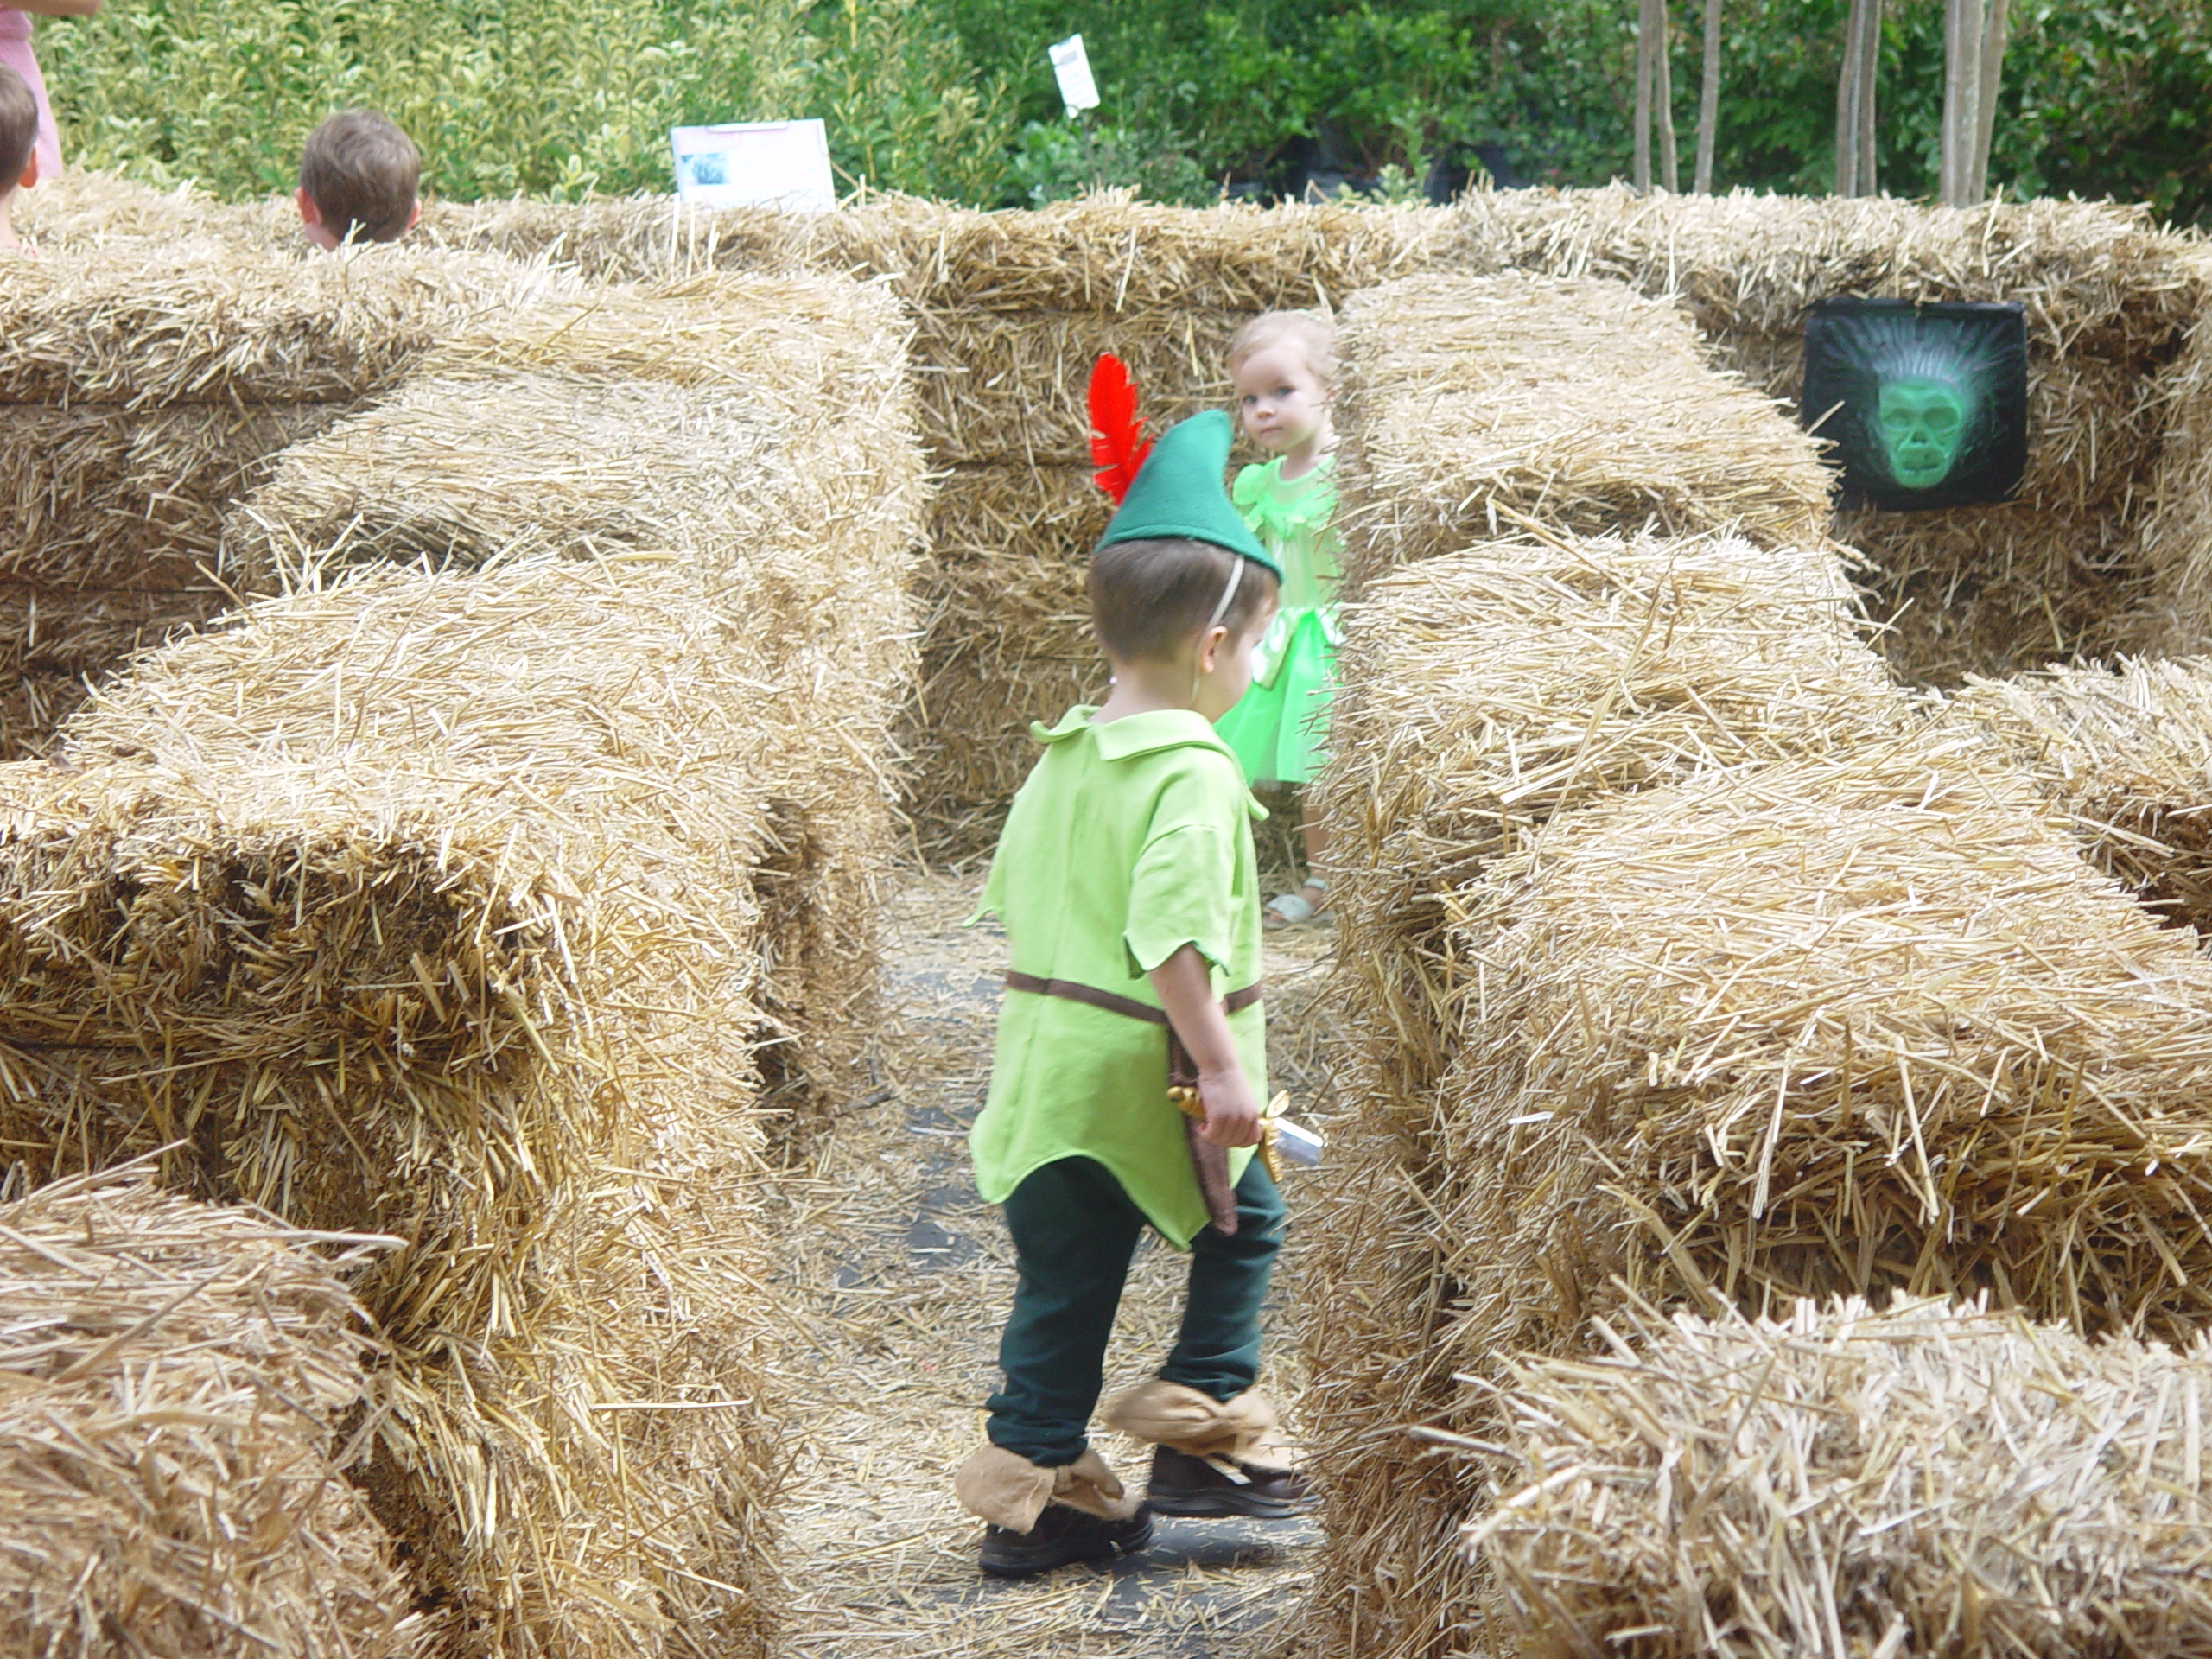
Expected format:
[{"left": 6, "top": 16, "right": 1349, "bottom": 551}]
[{"left": 1148, "top": 944, "right": 1261, "bottom": 1148}]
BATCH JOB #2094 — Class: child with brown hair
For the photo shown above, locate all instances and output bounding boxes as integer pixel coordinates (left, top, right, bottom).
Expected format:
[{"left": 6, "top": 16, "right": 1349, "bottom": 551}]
[
  {"left": 296, "top": 109, "right": 421, "bottom": 249},
  {"left": 1213, "top": 310, "right": 1343, "bottom": 926},
  {"left": 0, "top": 62, "right": 38, "bottom": 251},
  {"left": 954, "top": 410, "right": 1314, "bottom": 1579}
]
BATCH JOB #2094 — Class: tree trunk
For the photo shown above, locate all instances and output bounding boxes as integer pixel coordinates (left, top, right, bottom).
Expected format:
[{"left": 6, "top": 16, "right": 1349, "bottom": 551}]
[
  {"left": 1835, "top": 0, "right": 1867, "bottom": 196},
  {"left": 1967, "top": 0, "right": 2011, "bottom": 200},
  {"left": 1857, "top": 0, "right": 1881, "bottom": 195},
  {"left": 1656, "top": 0, "right": 1680, "bottom": 192},
  {"left": 1941, "top": 0, "right": 1985, "bottom": 206},
  {"left": 1633, "top": 0, "right": 1656, "bottom": 192},
  {"left": 1695, "top": 0, "right": 1721, "bottom": 193}
]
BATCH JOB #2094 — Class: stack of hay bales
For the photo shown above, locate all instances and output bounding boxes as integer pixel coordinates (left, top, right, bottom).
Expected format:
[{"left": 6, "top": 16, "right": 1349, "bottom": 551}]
[
  {"left": 1294, "top": 262, "right": 2212, "bottom": 1659},
  {"left": 1471, "top": 1296, "right": 2212, "bottom": 1659},
  {"left": 853, "top": 197, "right": 1444, "bottom": 849},
  {"left": 1332, "top": 271, "right": 1834, "bottom": 583},
  {"left": 380, "top": 188, "right": 2212, "bottom": 830},
  {"left": 426, "top": 191, "right": 1446, "bottom": 850},
  {"left": 1440, "top": 188, "right": 2209, "bottom": 684},
  {"left": 0, "top": 553, "right": 785, "bottom": 1658},
  {"left": 0, "top": 1173, "right": 423, "bottom": 1659},
  {"left": 0, "top": 238, "right": 563, "bottom": 753},
  {"left": 1948, "top": 656, "right": 2212, "bottom": 931},
  {"left": 12, "top": 168, "right": 270, "bottom": 251},
  {"left": 1306, "top": 728, "right": 2212, "bottom": 1659},
  {"left": 1321, "top": 531, "right": 1903, "bottom": 1115},
  {"left": 221, "top": 270, "right": 926, "bottom": 1117}
]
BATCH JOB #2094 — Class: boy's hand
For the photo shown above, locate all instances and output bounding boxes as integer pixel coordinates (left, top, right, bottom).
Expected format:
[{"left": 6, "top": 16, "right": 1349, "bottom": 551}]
[{"left": 1197, "top": 1066, "right": 1262, "bottom": 1148}]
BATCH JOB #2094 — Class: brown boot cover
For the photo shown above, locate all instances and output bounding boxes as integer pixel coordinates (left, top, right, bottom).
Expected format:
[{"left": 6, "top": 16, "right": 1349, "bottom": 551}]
[
  {"left": 953, "top": 1444, "right": 1140, "bottom": 1532},
  {"left": 1102, "top": 1380, "right": 1297, "bottom": 1470}
]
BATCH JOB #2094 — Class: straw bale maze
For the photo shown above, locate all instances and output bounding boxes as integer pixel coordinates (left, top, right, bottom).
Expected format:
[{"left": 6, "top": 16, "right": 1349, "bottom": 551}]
[{"left": 17, "top": 169, "right": 2212, "bottom": 1659}]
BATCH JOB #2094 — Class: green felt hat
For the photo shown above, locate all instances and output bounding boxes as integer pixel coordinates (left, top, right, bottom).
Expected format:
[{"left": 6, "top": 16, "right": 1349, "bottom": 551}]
[{"left": 1096, "top": 410, "right": 1281, "bottom": 578}]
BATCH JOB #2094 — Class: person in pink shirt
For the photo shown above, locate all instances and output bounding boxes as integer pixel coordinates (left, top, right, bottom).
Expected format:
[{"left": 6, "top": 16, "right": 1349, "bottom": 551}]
[{"left": 0, "top": 0, "right": 101, "bottom": 186}]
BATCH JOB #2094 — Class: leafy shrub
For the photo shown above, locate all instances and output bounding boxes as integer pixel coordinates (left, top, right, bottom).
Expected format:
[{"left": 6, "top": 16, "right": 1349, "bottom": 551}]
[
  {"left": 1007, "top": 117, "right": 1215, "bottom": 207},
  {"left": 40, "top": 0, "right": 1013, "bottom": 202}
]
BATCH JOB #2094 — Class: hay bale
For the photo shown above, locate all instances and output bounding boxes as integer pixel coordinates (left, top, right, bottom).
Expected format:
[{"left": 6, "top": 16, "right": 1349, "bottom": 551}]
[
  {"left": 0, "top": 554, "right": 785, "bottom": 1658},
  {"left": 1317, "top": 531, "right": 1901, "bottom": 1110},
  {"left": 1472, "top": 1296, "right": 2212, "bottom": 1659},
  {"left": 0, "top": 404, "right": 341, "bottom": 585},
  {"left": 0, "top": 1172, "right": 423, "bottom": 1659},
  {"left": 12, "top": 168, "right": 257, "bottom": 251},
  {"left": 1334, "top": 273, "right": 1835, "bottom": 582},
  {"left": 1451, "top": 187, "right": 2202, "bottom": 357},
  {"left": 0, "top": 240, "right": 568, "bottom": 407},
  {"left": 1303, "top": 739, "right": 2212, "bottom": 1659},
  {"left": 2135, "top": 264, "right": 2212, "bottom": 654},
  {"left": 425, "top": 190, "right": 1449, "bottom": 313},
  {"left": 1948, "top": 655, "right": 2212, "bottom": 932},
  {"left": 225, "top": 271, "right": 927, "bottom": 1117},
  {"left": 1439, "top": 189, "right": 2207, "bottom": 690},
  {"left": 1440, "top": 744, "right": 2212, "bottom": 1344},
  {"left": 1842, "top": 502, "right": 2146, "bottom": 685},
  {"left": 902, "top": 463, "right": 1108, "bottom": 851}
]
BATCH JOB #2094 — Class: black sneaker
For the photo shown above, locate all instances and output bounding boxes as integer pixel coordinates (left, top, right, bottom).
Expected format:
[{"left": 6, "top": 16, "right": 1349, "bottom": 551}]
[
  {"left": 1141, "top": 1445, "right": 1316, "bottom": 1519},
  {"left": 978, "top": 1502, "right": 1155, "bottom": 1578}
]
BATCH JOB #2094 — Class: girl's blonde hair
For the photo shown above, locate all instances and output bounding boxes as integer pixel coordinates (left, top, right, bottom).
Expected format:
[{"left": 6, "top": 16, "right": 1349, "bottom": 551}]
[{"left": 1227, "top": 310, "right": 1338, "bottom": 390}]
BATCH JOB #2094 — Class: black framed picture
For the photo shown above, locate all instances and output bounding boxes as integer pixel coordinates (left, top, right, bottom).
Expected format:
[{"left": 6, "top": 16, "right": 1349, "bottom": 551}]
[{"left": 1802, "top": 298, "right": 2029, "bottom": 512}]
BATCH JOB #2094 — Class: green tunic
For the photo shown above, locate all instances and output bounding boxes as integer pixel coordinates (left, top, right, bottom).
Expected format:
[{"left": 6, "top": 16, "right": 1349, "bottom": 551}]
[{"left": 970, "top": 705, "right": 1268, "bottom": 1250}]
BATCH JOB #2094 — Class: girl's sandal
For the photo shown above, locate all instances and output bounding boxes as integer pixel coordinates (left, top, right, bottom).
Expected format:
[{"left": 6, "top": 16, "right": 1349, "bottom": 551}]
[{"left": 1264, "top": 880, "right": 1327, "bottom": 930}]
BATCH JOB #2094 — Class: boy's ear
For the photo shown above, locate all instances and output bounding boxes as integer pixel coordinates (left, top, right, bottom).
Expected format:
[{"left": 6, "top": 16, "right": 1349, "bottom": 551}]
[
  {"left": 406, "top": 197, "right": 422, "bottom": 232},
  {"left": 296, "top": 186, "right": 321, "bottom": 228},
  {"left": 1196, "top": 622, "right": 1230, "bottom": 671},
  {"left": 17, "top": 152, "right": 35, "bottom": 190}
]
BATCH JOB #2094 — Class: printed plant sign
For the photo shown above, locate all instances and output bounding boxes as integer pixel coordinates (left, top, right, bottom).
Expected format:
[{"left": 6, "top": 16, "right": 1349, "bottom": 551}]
[{"left": 1802, "top": 298, "right": 2029, "bottom": 512}]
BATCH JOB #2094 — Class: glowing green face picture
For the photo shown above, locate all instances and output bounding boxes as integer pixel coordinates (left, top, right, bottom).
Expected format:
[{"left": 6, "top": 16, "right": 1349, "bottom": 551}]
[
  {"left": 1876, "top": 375, "right": 1971, "bottom": 488},
  {"left": 1802, "top": 299, "right": 2027, "bottom": 512}
]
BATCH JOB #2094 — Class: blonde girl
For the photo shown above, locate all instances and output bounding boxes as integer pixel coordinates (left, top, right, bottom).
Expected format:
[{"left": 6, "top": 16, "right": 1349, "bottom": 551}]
[{"left": 1214, "top": 311, "right": 1340, "bottom": 926}]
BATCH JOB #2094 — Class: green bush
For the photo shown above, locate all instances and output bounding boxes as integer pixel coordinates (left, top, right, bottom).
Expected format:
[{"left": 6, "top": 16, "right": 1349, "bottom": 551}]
[
  {"left": 34, "top": 0, "right": 2212, "bottom": 218},
  {"left": 1007, "top": 117, "right": 1216, "bottom": 207},
  {"left": 40, "top": 0, "right": 1012, "bottom": 202}
]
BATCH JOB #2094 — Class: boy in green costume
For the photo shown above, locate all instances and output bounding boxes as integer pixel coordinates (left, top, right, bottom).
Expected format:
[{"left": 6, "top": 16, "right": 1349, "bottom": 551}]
[{"left": 955, "top": 411, "right": 1315, "bottom": 1577}]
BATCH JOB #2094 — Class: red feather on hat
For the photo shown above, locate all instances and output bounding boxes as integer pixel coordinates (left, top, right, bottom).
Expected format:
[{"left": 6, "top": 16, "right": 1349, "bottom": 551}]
[{"left": 1087, "top": 353, "right": 1153, "bottom": 505}]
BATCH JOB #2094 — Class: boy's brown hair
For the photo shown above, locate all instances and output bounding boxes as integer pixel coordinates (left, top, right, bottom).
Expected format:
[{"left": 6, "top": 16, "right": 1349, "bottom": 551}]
[
  {"left": 299, "top": 110, "right": 420, "bottom": 244},
  {"left": 1090, "top": 537, "right": 1279, "bottom": 664},
  {"left": 0, "top": 67, "right": 37, "bottom": 188}
]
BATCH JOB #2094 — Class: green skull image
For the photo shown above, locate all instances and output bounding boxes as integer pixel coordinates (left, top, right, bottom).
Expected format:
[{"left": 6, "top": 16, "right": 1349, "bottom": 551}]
[
  {"left": 1803, "top": 299, "right": 2027, "bottom": 511},
  {"left": 1876, "top": 375, "right": 1971, "bottom": 489}
]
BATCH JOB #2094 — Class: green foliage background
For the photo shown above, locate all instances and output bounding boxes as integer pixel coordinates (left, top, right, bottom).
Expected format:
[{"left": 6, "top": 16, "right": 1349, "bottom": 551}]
[{"left": 33, "top": 0, "right": 2212, "bottom": 221}]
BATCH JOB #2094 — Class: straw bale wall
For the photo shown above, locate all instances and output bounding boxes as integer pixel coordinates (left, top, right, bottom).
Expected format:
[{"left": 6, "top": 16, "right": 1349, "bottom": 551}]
[
  {"left": 1433, "top": 188, "right": 2212, "bottom": 683},
  {"left": 1305, "top": 736, "right": 2212, "bottom": 1659},
  {"left": 1472, "top": 1296, "right": 2212, "bottom": 1659},
  {"left": 425, "top": 193, "right": 1446, "bottom": 849},
  {"left": 1319, "top": 531, "right": 1900, "bottom": 1111},
  {"left": 1333, "top": 273, "right": 1835, "bottom": 582},
  {"left": 1948, "top": 655, "right": 2212, "bottom": 932},
  {"left": 420, "top": 188, "right": 2212, "bottom": 841},
  {"left": 224, "top": 271, "right": 927, "bottom": 1117},
  {"left": 0, "top": 556, "right": 785, "bottom": 1659},
  {"left": 0, "top": 1173, "right": 423, "bottom": 1659},
  {"left": 0, "top": 233, "right": 567, "bottom": 757},
  {"left": 1296, "top": 237, "right": 2212, "bottom": 1656}
]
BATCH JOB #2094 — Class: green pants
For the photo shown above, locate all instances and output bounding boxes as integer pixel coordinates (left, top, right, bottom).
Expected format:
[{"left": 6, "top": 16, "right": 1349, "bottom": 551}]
[{"left": 985, "top": 1154, "right": 1287, "bottom": 1467}]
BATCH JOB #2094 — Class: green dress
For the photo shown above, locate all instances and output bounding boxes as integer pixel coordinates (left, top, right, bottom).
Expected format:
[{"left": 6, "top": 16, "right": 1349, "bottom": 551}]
[
  {"left": 1213, "top": 453, "right": 1343, "bottom": 786},
  {"left": 970, "top": 706, "right": 1267, "bottom": 1250}
]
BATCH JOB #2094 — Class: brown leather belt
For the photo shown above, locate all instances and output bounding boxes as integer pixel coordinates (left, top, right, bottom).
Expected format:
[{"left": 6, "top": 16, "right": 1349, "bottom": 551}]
[{"left": 1003, "top": 971, "right": 1262, "bottom": 1024}]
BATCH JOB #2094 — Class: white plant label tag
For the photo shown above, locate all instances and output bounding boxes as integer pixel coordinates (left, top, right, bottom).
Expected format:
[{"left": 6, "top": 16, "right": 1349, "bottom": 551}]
[{"left": 670, "top": 119, "right": 836, "bottom": 212}]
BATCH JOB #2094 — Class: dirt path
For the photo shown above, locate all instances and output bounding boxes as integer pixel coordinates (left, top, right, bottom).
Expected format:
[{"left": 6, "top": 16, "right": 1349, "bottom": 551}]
[{"left": 767, "top": 870, "right": 1338, "bottom": 1657}]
